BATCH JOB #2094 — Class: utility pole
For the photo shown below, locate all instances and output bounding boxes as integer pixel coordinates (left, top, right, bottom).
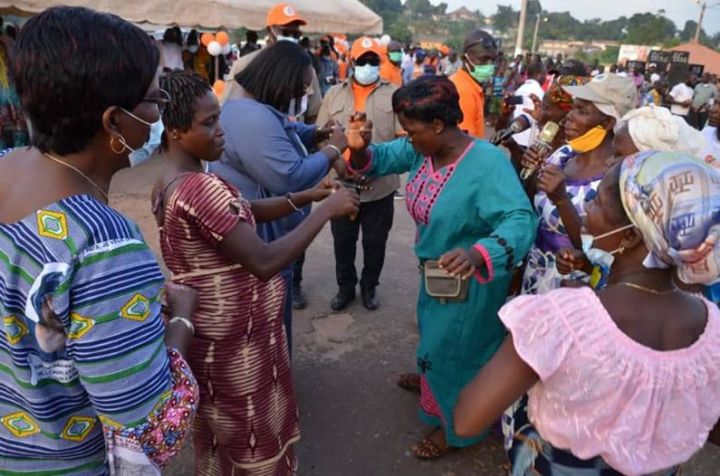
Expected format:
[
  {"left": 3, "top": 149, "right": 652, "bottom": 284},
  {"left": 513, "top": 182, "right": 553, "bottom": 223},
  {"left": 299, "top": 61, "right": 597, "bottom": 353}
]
[
  {"left": 515, "top": 0, "right": 529, "bottom": 56},
  {"left": 531, "top": 14, "right": 541, "bottom": 53},
  {"left": 694, "top": 1, "right": 706, "bottom": 43}
]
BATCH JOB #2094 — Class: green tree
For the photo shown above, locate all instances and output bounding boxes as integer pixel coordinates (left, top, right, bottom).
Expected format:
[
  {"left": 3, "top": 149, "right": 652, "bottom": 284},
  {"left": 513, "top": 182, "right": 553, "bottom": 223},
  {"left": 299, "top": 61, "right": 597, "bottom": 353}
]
[
  {"left": 492, "top": 4, "right": 517, "bottom": 33},
  {"left": 360, "top": 0, "right": 403, "bottom": 25},
  {"left": 527, "top": 0, "right": 543, "bottom": 17},
  {"left": 387, "top": 20, "right": 413, "bottom": 44},
  {"left": 406, "top": 0, "right": 435, "bottom": 17},
  {"left": 624, "top": 12, "right": 676, "bottom": 45}
]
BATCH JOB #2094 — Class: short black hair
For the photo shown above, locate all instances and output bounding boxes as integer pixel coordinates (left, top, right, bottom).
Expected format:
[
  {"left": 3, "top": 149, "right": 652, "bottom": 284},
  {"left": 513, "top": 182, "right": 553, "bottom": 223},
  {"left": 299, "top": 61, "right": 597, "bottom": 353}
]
[
  {"left": 12, "top": 6, "right": 159, "bottom": 155},
  {"left": 246, "top": 30, "right": 258, "bottom": 42},
  {"left": 160, "top": 70, "right": 211, "bottom": 148},
  {"left": 527, "top": 61, "right": 546, "bottom": 79},
  {"left": 392, "top": 75, "right": 463, "bottom": 126},
  {"left": 235, "top": 41, "right": 311, "bottom": 113},
  {"left": 187, "top": 29, "right": 199, "bottom": 46},
  {"left": 560, "top": 59, "right": 588, "bottom": 76}
]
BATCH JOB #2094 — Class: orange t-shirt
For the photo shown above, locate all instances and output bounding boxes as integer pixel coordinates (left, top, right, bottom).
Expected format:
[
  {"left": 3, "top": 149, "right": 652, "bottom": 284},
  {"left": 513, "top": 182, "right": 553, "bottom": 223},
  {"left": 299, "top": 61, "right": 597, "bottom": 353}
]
[
  {"left": 352, "top": 81, "right": 378, "bottom": 113},
  {"left": 338, "top": 60, "right": 350, "bottom": 82},
  {"left": 380, "top": 60, "right": 403, "bottom": 86},
  {"left": 450, "top": 68, "right": 485, "bottom": 138}
]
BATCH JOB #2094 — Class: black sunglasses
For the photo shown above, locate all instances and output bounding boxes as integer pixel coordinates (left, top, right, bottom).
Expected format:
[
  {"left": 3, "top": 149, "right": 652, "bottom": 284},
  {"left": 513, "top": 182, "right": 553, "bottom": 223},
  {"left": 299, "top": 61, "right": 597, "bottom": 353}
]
[
  {"left": 280, "top": 28, "right": 302, "bottom": 39},
  {"left": 466, "top": 36, "right": 498, "bottom": 51},
  {"left": 355, "top": 56, "right": 380, "bottom": 67},
  {"left": 142, "top": 89, "right": 171, "bottom": 114}
]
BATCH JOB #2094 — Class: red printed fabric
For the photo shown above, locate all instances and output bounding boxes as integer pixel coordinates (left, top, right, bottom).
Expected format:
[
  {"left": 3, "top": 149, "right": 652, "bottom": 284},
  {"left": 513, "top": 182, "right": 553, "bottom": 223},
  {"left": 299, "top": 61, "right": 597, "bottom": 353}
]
[{"left": 156, "top": 173, "right": 299, "bottom": 475}]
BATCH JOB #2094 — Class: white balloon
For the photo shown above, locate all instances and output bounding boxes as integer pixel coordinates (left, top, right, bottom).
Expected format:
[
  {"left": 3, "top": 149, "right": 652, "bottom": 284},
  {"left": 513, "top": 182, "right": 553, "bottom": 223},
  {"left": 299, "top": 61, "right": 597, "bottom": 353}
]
[
  {"left": 380, "top": 34, "right": 391, "bottom": 46},
  {"left": 221, "top": 43, "right": 232, "bottom": 55},
  {"left": 207, "top": 41, "right": 222, "bottom": 56}
]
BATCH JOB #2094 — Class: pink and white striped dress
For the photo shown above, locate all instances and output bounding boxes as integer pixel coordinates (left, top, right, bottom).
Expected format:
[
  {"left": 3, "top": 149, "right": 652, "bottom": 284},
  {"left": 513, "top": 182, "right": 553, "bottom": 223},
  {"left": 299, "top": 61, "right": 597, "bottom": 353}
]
[{"left": 153, "top": 172, "right": 299, "bottom": 476}]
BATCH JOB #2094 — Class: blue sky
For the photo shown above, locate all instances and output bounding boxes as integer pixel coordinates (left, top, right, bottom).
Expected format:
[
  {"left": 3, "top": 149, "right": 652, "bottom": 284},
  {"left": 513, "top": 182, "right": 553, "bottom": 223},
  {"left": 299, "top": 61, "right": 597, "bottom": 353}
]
[{"left": 433, "top": 0, "right": 720, "bottom": 35}]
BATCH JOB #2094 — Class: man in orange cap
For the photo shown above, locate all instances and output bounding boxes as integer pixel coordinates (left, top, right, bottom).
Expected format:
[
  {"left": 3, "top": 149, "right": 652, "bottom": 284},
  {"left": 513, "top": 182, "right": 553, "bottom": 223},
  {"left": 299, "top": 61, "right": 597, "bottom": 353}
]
[
  {"left": 450, "top": 29, "right": 498, "bottom": 138},
  {"left": 265, "top": 2, "right": 306, "bottom": 42},
  {"left": 380, "top": 40, "right": 404, "bottom": 86},
  {"left": 222, "top": 3, "right": 322, "bottom": 124},
  {"left": 317, "top": 36, "right": 402, "bottom": 312}
]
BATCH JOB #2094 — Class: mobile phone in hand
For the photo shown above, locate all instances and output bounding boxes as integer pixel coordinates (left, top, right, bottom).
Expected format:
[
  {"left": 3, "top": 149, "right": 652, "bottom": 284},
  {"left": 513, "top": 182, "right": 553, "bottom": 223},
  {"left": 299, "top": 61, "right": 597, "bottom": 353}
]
[{"left": 505, "top": 95, "right": 524, "bottom": 106}]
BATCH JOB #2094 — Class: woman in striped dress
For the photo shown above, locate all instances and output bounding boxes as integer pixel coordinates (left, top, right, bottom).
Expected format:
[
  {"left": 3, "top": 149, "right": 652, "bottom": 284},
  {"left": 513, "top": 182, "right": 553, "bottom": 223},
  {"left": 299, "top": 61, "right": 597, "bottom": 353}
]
[
  {"left": 0, "top": 7, "right": 198, "bottom": 475},
  {"left": 152, "top": 71, "right": 359, "bottom": 475}
]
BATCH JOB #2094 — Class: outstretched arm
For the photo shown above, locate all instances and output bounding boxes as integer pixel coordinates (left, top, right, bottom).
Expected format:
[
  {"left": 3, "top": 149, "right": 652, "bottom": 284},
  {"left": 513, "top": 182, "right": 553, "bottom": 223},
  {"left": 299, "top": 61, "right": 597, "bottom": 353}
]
[{"left": 454, "top": 336, "right": 538, "bottom": 437}]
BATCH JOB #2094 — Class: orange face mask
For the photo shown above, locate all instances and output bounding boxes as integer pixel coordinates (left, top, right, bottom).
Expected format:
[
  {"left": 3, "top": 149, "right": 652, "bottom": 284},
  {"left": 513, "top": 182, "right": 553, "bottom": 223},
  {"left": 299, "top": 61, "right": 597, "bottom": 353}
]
[{"left": 567, "top": 125, "right": 608, "bottom": 153}]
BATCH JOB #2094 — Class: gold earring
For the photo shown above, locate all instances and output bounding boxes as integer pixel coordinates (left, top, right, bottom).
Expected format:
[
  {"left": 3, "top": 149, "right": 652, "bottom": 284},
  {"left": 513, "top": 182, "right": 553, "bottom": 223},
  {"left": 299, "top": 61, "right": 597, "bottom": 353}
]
[
  {"left": 110, "top": 136, "right": 125, "bottom": 155},
  {"left": 617, "top": 246, "right": 626, "bottom": 255}
]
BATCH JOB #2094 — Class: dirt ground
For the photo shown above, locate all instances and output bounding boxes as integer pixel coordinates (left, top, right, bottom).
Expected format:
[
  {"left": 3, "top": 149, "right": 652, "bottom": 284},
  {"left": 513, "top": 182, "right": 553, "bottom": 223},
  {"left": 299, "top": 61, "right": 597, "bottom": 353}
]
[{"left": 110, "top": 158, "right": 720, "bottom": 476}]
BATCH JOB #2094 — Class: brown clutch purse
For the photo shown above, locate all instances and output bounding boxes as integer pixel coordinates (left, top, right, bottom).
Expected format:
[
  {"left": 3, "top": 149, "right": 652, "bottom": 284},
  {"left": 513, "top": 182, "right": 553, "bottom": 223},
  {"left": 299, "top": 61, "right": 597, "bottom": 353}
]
[{"left": 422, "top": 260, "right": 469, "bottom": 304}]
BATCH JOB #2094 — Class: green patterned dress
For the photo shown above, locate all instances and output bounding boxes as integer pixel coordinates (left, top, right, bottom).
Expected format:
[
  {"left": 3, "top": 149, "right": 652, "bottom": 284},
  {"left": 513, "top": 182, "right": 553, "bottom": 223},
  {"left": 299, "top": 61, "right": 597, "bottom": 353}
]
[{"left": 357, "top": 138, "right": 536, "bottom": 446}]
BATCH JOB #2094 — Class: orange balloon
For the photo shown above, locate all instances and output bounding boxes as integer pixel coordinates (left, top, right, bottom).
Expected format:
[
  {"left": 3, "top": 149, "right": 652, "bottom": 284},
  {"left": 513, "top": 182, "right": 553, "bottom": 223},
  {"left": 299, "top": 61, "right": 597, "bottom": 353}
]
[
  {"left": 201, "top": 32, "right": 215, "bottom": 47},
  {"left": 213, "top": 79, "right": 225, "bottom": 96},
  {"left": 216, "top": 31, "right": 230, "bottom": 46}
]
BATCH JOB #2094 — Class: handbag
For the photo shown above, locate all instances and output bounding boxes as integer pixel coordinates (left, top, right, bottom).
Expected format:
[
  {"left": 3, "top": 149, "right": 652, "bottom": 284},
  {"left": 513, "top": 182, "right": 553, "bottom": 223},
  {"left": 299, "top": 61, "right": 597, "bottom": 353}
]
[{"left": 422, "top": 260, "right": 469, "bottom": 303}]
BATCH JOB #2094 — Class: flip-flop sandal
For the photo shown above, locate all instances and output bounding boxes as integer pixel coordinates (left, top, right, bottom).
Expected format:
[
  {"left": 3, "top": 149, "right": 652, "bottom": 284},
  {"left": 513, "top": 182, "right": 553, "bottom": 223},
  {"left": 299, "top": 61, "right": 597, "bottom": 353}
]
[
  {"left": 411, "top": 436, "right": 449, "bottom": 460},
  {"left": 396, "top": 373, "right": 421, "bottom": 394}
]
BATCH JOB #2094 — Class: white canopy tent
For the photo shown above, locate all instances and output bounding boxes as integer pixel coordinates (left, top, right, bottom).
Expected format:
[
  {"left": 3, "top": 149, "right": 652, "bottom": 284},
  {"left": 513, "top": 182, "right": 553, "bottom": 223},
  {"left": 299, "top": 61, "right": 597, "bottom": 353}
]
[{"left": 0, "top": 0, "right": 383, "bottom": 34}]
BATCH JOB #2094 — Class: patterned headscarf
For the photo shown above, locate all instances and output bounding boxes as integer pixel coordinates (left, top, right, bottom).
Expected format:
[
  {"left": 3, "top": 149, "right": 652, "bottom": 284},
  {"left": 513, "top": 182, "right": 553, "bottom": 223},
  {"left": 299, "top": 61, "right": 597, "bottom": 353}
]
[
  {"left": 548, "top": 75, "right": 590, "bottom": 111},
  {"left": 620, "top": 151, "right": 720, "bottom": 286}
]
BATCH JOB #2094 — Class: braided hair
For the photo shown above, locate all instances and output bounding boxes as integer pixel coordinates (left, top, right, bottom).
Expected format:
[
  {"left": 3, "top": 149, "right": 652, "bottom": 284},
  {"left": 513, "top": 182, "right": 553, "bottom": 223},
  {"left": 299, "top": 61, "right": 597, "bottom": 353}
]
[{"left": 160, "top": 70, "right": 212, "bottom": 148}]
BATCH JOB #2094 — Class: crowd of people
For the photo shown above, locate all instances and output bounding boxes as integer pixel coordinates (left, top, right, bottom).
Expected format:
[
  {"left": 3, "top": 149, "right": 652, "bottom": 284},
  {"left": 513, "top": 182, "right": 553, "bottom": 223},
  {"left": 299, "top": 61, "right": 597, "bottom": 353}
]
[{"left": 0, "top": 4, "right": 719, "bottom": 476}]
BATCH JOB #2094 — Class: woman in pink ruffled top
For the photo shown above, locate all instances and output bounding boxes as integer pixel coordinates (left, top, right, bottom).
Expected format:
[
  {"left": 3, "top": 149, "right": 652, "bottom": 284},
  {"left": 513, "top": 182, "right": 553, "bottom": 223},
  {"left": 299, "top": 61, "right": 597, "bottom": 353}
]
[{"left": 454, "top": 150, "right": 720, "bottom": 476}]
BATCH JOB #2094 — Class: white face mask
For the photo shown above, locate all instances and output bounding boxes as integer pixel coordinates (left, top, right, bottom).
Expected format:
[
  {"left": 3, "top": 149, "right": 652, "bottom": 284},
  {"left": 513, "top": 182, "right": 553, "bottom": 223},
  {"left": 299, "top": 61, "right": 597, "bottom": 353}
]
[
  {"left": 129, "top": 119, "right": 164, "bottom": 167},
  {"left": 354, "top": 64, "right": 380, "bottom": 86},
  {"left": 287, "top": 94, "right": 309, "bottom": 119},
  {"left": 277, "top": 35, "right": 299, "bottom": 43},
  {"left": 188, "top": 45, "right": 199, "bottom": 54},
  {"left": 580, "top": 223, "right": 635, "bottom": 287},
  {"left": 119, "top": 108, "right": 162, "bottom": 159},
  {"left": 272, "top": 28, "right": 299, "bottom": 44}
]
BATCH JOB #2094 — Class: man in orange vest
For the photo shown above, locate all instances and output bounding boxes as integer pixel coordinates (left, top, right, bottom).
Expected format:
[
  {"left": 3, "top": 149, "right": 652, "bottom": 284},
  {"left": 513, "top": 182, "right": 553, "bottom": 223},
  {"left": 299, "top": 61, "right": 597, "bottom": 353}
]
[
  {"left": 318, "top": 37, "right": 402, "bottom": 312},
  {"left": 449, "top": 30, "right": 498, "bottom": 138},
  {"left": 380, "top": 40, "right": 404, "bottom": 86}
]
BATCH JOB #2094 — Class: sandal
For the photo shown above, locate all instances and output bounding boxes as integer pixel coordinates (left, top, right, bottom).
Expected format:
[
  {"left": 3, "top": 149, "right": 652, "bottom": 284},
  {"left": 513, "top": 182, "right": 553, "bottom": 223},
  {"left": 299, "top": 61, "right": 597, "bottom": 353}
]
[
  {"left": 412, "top": 431, "right": 450, "bottom": 460},
  {"left": 396, "top": 373, "right": 421, "bottom": 394}
]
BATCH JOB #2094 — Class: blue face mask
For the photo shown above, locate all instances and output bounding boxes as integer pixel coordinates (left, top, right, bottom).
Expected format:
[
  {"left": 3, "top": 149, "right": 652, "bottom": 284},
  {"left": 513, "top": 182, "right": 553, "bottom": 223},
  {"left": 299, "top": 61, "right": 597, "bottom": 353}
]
[
  {"left": 705, "top": 282, "right": 720, "bottom": 304},
  {"left": 354, "top": 64, "right": 380, "bottom": 86}
]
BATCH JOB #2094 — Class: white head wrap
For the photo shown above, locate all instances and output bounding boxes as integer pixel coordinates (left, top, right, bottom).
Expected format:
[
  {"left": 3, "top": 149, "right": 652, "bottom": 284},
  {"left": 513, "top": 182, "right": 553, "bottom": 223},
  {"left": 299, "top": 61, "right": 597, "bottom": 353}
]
[{"left": 621, "top": 105, "right": 706, "bottom": 156}]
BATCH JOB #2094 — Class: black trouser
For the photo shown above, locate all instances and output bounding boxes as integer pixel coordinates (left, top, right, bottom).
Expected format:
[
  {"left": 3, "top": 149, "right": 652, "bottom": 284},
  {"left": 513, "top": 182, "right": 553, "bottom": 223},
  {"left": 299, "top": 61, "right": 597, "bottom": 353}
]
[
  {"left": 292, "top": 253, "right": 305, "bottom": 288},
  {"left": 330, "top": 192, "right": 394, "bottom": 292},
  {"left": 688, "top": 110, "right": 709, "bottom": 130}
]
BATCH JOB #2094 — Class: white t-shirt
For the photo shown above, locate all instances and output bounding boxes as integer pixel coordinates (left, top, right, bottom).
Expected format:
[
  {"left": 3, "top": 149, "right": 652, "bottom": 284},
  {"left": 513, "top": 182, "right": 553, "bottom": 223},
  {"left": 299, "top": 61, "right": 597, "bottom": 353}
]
[
  {"left": 513, "top": 79, "right": 545, "bottom": 147},
  {"left": 700, "top": 126, "right": 720, "bottom": 163},
  {"left": 159, "top": 42, "right": 184, "bottom": 71},
  {"left": 669, "top": 83, "right": 694, "bottom": 116}
]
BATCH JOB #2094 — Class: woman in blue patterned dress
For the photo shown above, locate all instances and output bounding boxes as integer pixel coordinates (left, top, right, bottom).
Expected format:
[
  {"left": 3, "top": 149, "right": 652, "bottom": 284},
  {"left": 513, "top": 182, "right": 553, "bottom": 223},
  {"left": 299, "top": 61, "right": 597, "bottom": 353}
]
[
  {"left": 520, "top": 74, "right": 637, "bottom": 294},
  {"left": 0, "top": 7, "right": 198, "bottom": 475}
]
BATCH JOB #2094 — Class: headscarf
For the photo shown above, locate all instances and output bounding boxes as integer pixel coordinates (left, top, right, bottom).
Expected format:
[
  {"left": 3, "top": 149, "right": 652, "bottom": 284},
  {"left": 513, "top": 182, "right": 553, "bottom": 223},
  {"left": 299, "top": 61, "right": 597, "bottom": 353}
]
[
  {"left": 621, "top": 105, "right": 706, "bottom": 156},
  {"left": 620, "top": 150, "right": 720, "bottom": 286},
  {"left": 547, "top": 75, "right": 589, "bottom": 111}
]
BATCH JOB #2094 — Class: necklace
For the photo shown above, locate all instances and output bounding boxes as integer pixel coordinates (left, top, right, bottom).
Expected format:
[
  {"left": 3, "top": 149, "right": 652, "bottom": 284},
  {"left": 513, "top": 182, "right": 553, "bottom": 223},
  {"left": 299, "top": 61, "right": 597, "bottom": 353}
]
[
  {"left": 44, "top": 153, "right": 109, "bottom": 202},
  {"left": 619, "top": 282, "right": 678, "bottom": 295}
]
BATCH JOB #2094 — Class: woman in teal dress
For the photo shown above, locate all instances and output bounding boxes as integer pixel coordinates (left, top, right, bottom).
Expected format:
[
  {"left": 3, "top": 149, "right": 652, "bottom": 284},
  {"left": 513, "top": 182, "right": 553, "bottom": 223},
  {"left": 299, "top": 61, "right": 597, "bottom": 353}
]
[{"left": 346, "top": 75, "right": 537, "bottom": 458}]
